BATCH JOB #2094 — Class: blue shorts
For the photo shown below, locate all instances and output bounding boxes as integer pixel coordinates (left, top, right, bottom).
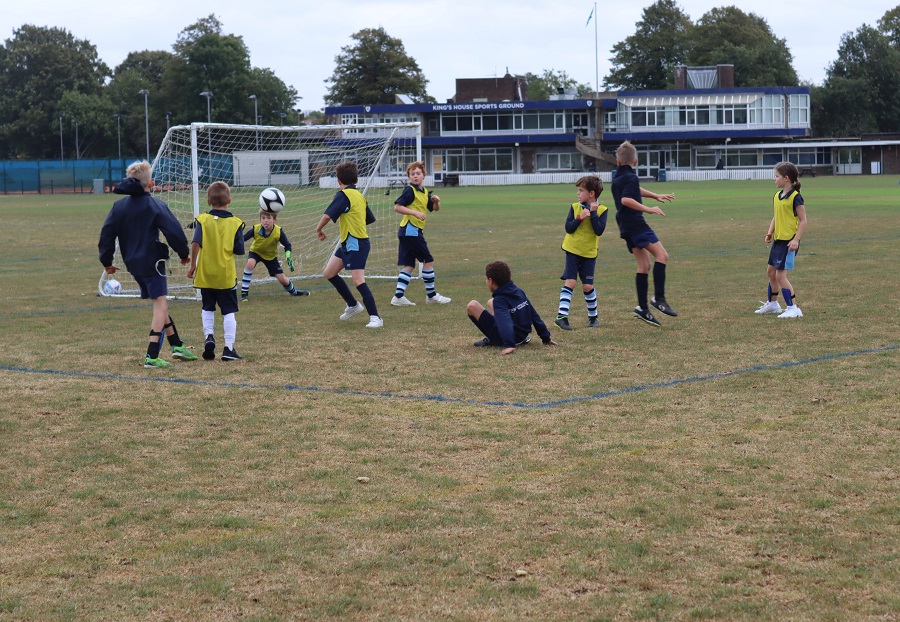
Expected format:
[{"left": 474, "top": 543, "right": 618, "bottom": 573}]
[
  {"left": 397, "top": 231, "right": 434, "bottom": 266},
  {"left": 769, "top": 239, "right": 798, "bottom": 270},
  {"left": 134, "top": 274, "right": 168, "bottom": 300},
  {"left": 560, "top": 252, "right": 596, "bottom": 284},
  {"left": 621, "top": 226, "right": 659, "bottom": 253},
  {"left": 248, "top": 251, "right": 284, "bottom": 277},
  {"left": 200, "top": 287, "right": 239, "bottom": 315},
  {"left": 335, "top": 236, "right": 370, "bottom": 271}
]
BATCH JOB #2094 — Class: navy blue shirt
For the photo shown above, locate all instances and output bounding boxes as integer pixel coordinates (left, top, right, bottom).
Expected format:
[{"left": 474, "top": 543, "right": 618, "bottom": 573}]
[
  {"left": 324, "top": 186, "right": 354, "bottom": 222},
  {"left": 98, "top": 177, "right": 189, "bottom": 277},
  {"left": 611, "top": 164, "right": 647, "bottom": 235},
  {"left": 491, "top": 281, "right": 552, "bottom": 348}
]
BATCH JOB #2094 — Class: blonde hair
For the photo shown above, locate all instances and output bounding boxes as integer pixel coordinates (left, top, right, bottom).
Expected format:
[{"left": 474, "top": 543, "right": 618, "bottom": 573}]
[
  {"left": 207, "top": 181, "right": 231, "bottom": 208},
  {"left": 616, "top": 141, "right": 637, "bottom": 164},
  {"left": 126, "top": 160, "right": 152, "bottom": 186}
]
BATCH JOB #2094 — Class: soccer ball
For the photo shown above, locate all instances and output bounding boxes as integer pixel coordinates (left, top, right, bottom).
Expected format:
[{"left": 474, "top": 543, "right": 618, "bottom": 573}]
[
  {"left": 259, "top": 187, "right": 285, "bottom": 213},
  {"left": 104, "top": 279, "right": 122, "bottom": 295}
]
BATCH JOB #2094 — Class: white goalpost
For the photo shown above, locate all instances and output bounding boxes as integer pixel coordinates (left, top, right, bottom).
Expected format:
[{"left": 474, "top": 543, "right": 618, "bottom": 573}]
[{"left": 99, "top": 121, "right": 422, "bottom": 298}]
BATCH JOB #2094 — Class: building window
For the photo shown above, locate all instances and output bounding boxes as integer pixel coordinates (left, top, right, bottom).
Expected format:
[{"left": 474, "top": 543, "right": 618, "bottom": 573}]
[
  {"left": 761, "top": 149, "right": 782, "bottom": 166},
  {"left": 440, "top": 148, "right": 514, "bottom": 173},
  {"left": 787, "top": 147, "right": 831, "bottom": 165},
  {"left": 789, "top": 94, "right": 810, "bottom": 126},
  {"left": 536, "top": 152, "right": 581, "bottom": 171}
]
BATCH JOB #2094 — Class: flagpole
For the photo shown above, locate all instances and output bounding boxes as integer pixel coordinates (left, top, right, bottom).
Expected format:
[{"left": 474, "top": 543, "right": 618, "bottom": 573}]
[{"left": 594, "top": 1, "right": 599, "bottom": 95}]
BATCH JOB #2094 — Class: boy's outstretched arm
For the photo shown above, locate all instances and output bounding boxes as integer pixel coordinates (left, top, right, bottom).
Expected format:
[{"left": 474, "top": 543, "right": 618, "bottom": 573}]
[
  {"left": 622, "top": 197, "right": 665, "bottom": 216},
  {"left": 640, "top": 187, "right": 675, "bottom": 203}
]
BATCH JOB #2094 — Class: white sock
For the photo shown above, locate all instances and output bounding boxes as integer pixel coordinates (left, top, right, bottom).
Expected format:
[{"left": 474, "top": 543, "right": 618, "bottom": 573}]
[
  {"left": 223, "top": 313, "right": 236, "bottom": 349},
  {"left": 201, "top": 310, "right": 215, "bottom": 337}
]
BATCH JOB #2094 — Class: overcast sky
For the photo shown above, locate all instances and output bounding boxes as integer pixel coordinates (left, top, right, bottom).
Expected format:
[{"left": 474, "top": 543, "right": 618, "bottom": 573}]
[{"left": 2, "top": 1, "right": 891, "bottom": 111}]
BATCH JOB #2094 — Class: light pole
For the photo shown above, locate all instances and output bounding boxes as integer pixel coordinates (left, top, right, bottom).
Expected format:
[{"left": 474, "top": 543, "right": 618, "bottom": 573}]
[
  {"left": 165, "top": 111, "right": 172, "bottom": 130},
  {"left": 113, "top": 114, "right": 123, "bottom": 163},
  {"left": 199, "top": 91, "right": 214, "bottom": 182},
  {"left": 58, "top": 114, "right": 64, "bottom": 165},
  {"left": 74, "top": 118, "right": 80, "bottom": 160},
  {"left": 249, "top": 94, "right": 259, "bottom": 149},
  {"left": 272, "top": 110, "right": 286, "bottom": 126},
  {"left": 200, "top": 91, "right": 213, "bottom": 123},
  {"left": 296, "top": 96, "right": 303, "bottom": 125},
  {"left": 249, "top": 94, "right": 258, "bottom": 124},
  {"left": 138, "top": 89, "right": 150, "bottom": 161},
  {"left": 724, "top": 137, "right": 731, "bottom": 171}
]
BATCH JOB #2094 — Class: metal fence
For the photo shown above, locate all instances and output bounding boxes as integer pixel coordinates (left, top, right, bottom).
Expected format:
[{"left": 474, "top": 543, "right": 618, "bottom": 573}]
[{"left": 0, "top": 159, "right": 133, "bottom": 194}]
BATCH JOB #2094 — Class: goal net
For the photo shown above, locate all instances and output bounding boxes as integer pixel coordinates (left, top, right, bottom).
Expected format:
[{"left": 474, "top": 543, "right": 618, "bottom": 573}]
[{"left": 99, "top": 121, "right": 421, "bottom": 298}]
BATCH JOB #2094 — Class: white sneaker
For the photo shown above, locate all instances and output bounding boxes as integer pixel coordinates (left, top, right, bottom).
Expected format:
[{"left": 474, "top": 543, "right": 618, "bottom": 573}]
[
  {"left": 754, "top": 300, "right": 782, "bottom": 315},
  {"left": 365, "top": 315, "right": 384, "bottom": 328},
  {"left": 426, "top": 293, "right": 451, "bottom": 304},
  {"left": 390, "top": 296, "right": 416, "bottom": 306},
  {"left": 778, "top": 305, "right": 803, "bottom": 318},
  {"left": 339, "top": 302, "right": 365, "bottom": 321}
]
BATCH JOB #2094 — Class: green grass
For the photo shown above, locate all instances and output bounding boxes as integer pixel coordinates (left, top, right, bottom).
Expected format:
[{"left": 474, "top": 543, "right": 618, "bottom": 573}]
[{"left": 0, "top": 175, "right": 898, "bottom": 620}]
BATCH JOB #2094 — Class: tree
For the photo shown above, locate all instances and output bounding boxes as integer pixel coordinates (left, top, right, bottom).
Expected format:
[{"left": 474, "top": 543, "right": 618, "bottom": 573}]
[
  {"left": 879, "top": 5, "right": 900, "bottom": 47},
  {"left": 0, "top": 25, "right": 109, "bottom": 158},
  {"left": 604, "top": 0, "right": 693, "bottom": 90},
  {"left": 107, "top": 51, "right": 178, "bottom": 158},
  {"left": 166, "top": 15, "right": 297, "bottom": 126},
  {"left": 324, "top": 28, "right": 433, "bottom": 106},
  {"left": 58, "top": 90, "right": 114, "bottom": 158},
  {"left": 524, "top": 69, "right": 592, "bottom": 101},
  {"left": 689, "top": 7, "right": 798, "bottom": 87},
  {"left": 815, "top": 23, "right": 900, "bottom": 135}
]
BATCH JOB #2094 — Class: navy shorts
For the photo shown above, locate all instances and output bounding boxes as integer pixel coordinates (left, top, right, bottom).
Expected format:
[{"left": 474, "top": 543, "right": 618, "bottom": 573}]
[
  {"left": 134, "top": 274, "right": 168, "bottom": 300},
  {"left": 248, "top": 251, "right": 283, "bottom": 277},
  {"left": 200, "top": 287, "right": 239, "bottom": 315},
  {"left": 622, "top": 225, "right": 659, "bottom": 253},
  {"left": 560, "top": 252, "right": 596, "bottom": 284},
  {"left": 768, "top": 239, "right": 798, "bottom": 270},
  {"left": 397, "top": 231, "right": 434, "bottom": 266},
  {"left": 335, "top": 236, "right": 371, "bottom": 271}
]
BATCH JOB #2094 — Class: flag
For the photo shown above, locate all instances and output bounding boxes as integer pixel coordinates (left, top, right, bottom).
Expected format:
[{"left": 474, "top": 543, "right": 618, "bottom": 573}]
[{"left": 585, "top": 6, "right": 594, "bottom": 27}]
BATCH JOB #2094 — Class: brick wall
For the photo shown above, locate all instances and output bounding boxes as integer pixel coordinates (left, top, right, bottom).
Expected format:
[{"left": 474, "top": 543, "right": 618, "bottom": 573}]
[{"left": 454, "top": 74, "right": 525, "bottom": 103}]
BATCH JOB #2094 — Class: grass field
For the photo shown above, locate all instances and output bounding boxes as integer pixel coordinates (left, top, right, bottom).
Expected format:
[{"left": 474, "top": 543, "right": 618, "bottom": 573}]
[{"left": 0, "top": 175, "right": 898, "bottom": 620}]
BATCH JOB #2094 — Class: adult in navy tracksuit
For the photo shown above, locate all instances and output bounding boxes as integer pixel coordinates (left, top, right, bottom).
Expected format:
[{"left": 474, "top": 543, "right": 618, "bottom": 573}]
[
  {"left": 466, "top": 260, "right": 557, "bottom": 355},
  {"left": 98, "top": 160, "right": 197, "bottom": 368}
]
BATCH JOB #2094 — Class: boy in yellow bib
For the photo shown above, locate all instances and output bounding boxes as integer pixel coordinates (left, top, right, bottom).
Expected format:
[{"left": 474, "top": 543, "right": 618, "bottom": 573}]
[
  {"left": 315, "top": 161, "right": 383, "bottom": 328},
  {"left": 240, "top": 210, "right": 309, "bottom": 300},
  {"left": 187, "top": 181, "right": 246, "bottom": 360},
  {"left": 554, "top": 175, "right": 608, "bottom": 330},
  {"left": 389, "top": 161, "right": 451, "bottom": 307}
]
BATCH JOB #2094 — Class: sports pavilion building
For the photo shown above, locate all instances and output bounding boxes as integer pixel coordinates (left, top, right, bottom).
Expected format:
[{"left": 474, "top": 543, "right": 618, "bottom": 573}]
[{"left": 324, "top": 67, "right": 900, "bottom": 181}]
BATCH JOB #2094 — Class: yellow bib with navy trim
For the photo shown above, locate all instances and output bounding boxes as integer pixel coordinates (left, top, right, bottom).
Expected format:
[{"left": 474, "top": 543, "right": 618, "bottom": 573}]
[
  {"left": 339, "top": 188, "right": 369, "bottom": 242},
  {"left": 773, "top": 189, "right": 800, "bottom": 240},
  {"left": 562, "top": 202, "right": 608, "bottom": 258},
  {"left": 399, "top": 186, "right": 429, "bottom": 230},
  {"left": 249, "top": 223, "right": 282, "bottom": 260},
  {"left": 194, "top": 212, "right": 244, "bottom": 289}
]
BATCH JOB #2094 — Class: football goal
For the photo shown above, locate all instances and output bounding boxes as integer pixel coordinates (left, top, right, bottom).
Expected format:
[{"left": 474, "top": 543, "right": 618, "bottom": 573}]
[{"left": 99, "top": 121, "right": 421, "bottom": 298}]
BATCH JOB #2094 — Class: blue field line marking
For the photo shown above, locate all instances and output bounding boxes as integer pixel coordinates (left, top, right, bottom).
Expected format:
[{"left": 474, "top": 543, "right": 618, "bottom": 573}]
[
  {"left": 1, "top": 344, "right": 896, "bottom": 409},
  {"left": 530, "top": 344, "right": 899, "bottom": 409}
]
